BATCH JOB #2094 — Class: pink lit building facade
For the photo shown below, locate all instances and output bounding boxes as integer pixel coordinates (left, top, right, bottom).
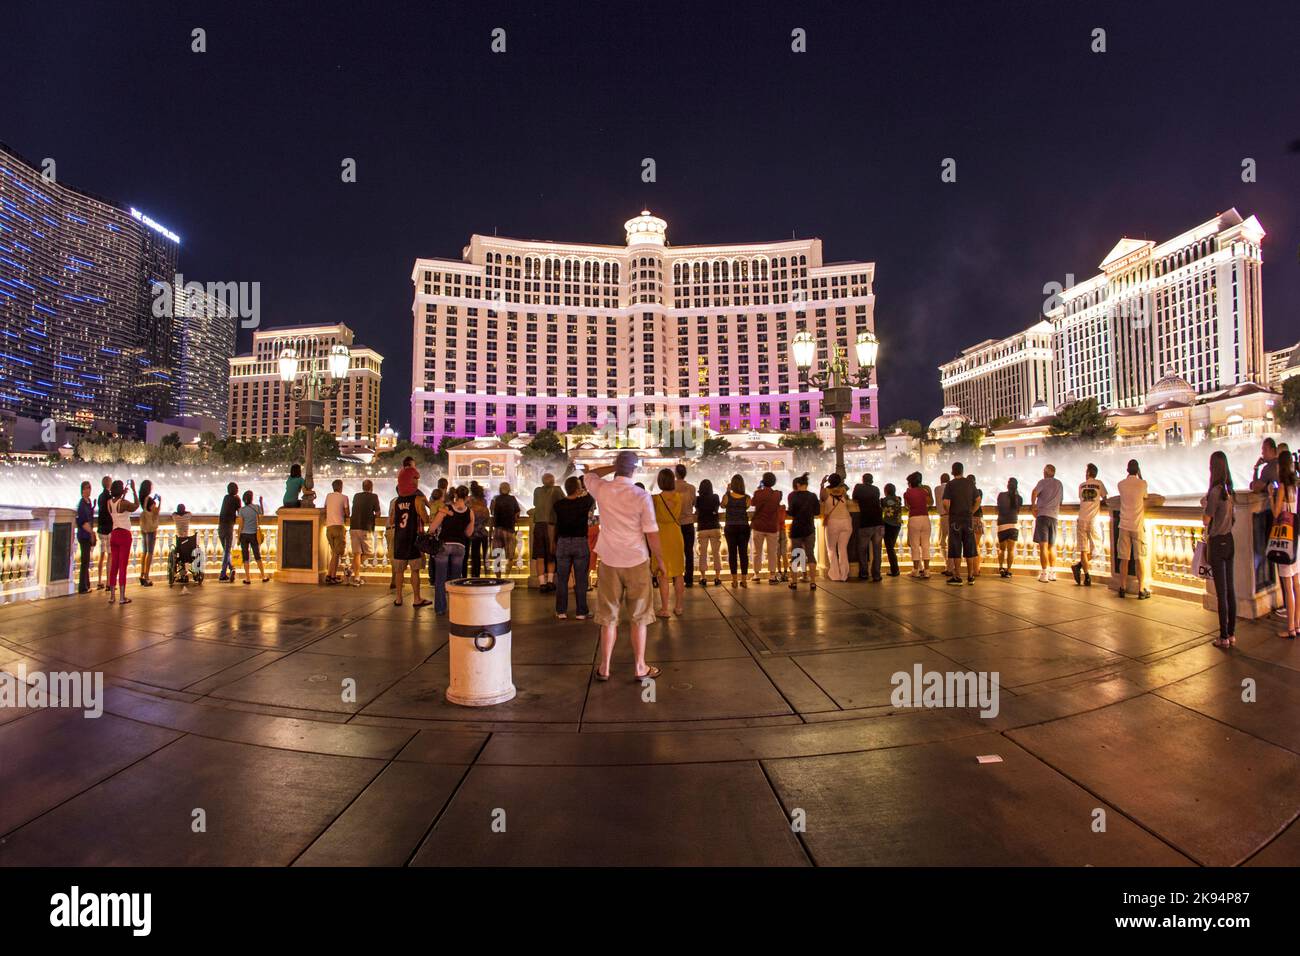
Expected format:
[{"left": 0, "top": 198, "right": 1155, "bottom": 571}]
[{"left": 409, "top": 213, "right": 878, "bottom": 448}]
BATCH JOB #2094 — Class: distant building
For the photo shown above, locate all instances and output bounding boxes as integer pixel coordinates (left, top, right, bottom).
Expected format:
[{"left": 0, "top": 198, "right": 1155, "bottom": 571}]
[
  {"left": 0, "top": 141, "right": 180, "bottom": 434},
  {"left": 986, "top": 372, "right": 1281, "bottom": 461},
  {"left": 172, "top": 286, "right": 236, "bottom": 432},
  {"left": 409, "top": 211, "right": 878, "bottom": 448},
  {"left": 939, "top": 321, "right": 1055, "bottom": 425},
  {"left": 1267, "top": 341, "right": 1299, "bottom": 386},
  {"left": 227, "top": 323, "right": 382, "bottom": 443},
  {"left": 144, "top": 415, "right": 221, "bottom": 447},
  {"left": 1047, "top": 209, "right": 1265, "bottom": 410}
]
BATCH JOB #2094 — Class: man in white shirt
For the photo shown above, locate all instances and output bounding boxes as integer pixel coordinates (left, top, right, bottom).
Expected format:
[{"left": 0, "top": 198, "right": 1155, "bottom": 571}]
[
  {"left": 583, "top": 451, "right": 666, "bottom": 683},
  {"left": 1073, "top": 463, "right": 1108, "bottom": 587},
  {"left": 324, "top": 479, "right": 350, "bottom": 585},
  {"left": 1112, "top": 459, "right": 1164, "bottom": 599}
]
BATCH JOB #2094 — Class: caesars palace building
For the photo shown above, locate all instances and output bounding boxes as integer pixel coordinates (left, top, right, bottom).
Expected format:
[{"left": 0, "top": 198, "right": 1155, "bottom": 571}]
[{"left": 409, "top": 212, "right": 877, "bottom": 448}]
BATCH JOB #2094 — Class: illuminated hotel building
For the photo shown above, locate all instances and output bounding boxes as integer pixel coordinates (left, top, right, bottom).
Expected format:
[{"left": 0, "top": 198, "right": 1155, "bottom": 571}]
[
  {"left": 227, "top": 323, "right": 383, "bottom": 443},
  {"left": 409, "top": 212, "right": 877, "bottom": 447},
  {"left": 1047, "top": 209, "right": 1265, "bottom": 410},
  {"left": 0, "top": 142, "right": 180, "bottom": 432},
  {"left": 939, "top": 320, "right": 1055, "bottom": 425},
  {"left": 172, "top": 286, "right": 236, "bottom": 431}
]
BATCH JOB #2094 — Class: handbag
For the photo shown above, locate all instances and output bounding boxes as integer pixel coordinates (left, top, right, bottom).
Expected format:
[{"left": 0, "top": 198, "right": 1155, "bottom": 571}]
[
  {"left": 1191, "top": 539, "right": 1211, "bottom": 579},
  {"left": 1266, "top": 514, "right": 1297, "bottom": 565},
  {"left": 415, "top": 530, "right": 443, "bottom": 557}
]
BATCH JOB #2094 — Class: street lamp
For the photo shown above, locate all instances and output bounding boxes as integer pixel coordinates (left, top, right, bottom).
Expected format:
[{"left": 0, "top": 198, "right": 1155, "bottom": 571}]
[
  {"left": 277, "top": 340, "right": 351, "bottom": 502},
  {"left": 792, "top": 329, "right": 879, "bottom": 478}
]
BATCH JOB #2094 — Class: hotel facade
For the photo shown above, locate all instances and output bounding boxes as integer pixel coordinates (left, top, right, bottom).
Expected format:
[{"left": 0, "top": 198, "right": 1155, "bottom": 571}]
[
  {"left": 1047, "top": 209, "right": 1265, "bottom": 410},
  {"left": 409, "top": 212, "right": 877, "bottom": 447},
  {"left": 0, "top": 142, "right": 180, "bottom": 433},
  {"left": 227, "top": 323, "right": 383, "bottom": 444},
  {"left": 938, "top": 320, "right": 1055, "bottom": 425}
]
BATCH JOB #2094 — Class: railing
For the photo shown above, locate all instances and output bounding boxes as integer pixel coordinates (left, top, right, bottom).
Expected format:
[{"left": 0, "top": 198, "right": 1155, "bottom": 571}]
[
  {"left": 114, "top": 516, "right": 535, "bottom": 582},
  {"left": 0, "top": 520, "right": 43, "bottom": 597},
  {"left": 0, "top": 497, "right": 1276, "bottom": 612}
]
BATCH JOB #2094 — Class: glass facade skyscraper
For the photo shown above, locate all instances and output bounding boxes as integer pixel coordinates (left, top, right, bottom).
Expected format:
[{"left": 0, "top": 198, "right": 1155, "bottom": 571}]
[{"left": 0, "top": 142, "right": 180, "bottom": 433}]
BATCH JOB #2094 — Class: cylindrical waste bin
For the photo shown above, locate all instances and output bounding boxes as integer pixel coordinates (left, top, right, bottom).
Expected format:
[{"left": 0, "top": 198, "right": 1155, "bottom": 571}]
[{"left": 445, "top": 577, "right": 516, "bottom": 706}]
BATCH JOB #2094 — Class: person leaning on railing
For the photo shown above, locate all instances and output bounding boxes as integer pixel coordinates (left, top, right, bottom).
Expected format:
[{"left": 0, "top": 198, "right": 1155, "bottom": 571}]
[
  {"left": 1202, "top": 450, "right": 1237, "bottom": 648},
  {"left": 75, "top": 480, "right": 94, "bottom": 594}
]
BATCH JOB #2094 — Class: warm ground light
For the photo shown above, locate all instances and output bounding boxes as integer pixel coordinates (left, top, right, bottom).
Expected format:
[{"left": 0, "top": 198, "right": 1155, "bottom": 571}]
[{"left": 1, "top": 572, "right": 1297, "bottom": 866}]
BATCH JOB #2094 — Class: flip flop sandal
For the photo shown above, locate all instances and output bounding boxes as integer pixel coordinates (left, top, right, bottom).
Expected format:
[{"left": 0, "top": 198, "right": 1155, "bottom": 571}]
[
  {"left": 412, "top": 599, "right": 432, "bottom": 608},
  {"left": 632, "top": 665, "right": 662, "bottom": 682},
  {"left": 593, "top": 669, "right": 611, "bottom": 682}
]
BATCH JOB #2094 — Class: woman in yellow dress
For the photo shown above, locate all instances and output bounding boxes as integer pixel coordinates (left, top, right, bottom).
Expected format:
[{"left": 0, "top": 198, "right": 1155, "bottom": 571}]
[{"left": 653, "top": 468, "right": 687, "bottom": 616}]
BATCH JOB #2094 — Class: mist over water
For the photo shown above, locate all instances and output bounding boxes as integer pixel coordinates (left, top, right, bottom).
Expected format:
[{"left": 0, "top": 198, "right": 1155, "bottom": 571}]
[{"left": 0, "top": 431, "right": 1290, "bottom": 515}]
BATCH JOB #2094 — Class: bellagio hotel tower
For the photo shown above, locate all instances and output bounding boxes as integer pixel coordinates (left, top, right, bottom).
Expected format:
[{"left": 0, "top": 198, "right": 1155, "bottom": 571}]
[{"left": 410, "top": 212, "right": 877, "bottom": 448}]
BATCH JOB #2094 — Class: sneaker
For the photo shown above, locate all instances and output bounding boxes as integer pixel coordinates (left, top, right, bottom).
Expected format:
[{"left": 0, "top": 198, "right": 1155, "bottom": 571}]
[
  {"left": 1048, "top": 571, "right": 1057, "bottom": 582},
  {"left": 1115, "top": 587, "right": 1126, "bottom": 598},
  {"left": 713, "top": 579, "right": 722, "bottom": 586},
  {"left": 1137, "top": 590, "right": 1152, "bottom": 600},
  {"left": 556, "top": 613, "right": 568, "bottom": 620},
  {"left": 1037, "top": 571, "right": 1049, "bottom": 583},
  {"left": 966, "top": 576, "right": 975, "bottom": 585},
  {"left": 1084, "top": 573, "right": 1092, "bottom": 587},
  {"left": 1071, "top": 562, "right": 1082, "bottom": 585},
  {"left": 946, "top": 576, "right": 964, "bottom": 586}
]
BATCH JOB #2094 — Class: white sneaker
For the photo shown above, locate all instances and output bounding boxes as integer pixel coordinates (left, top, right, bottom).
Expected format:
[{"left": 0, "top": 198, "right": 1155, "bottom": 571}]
[
  {"left": 1037, "top": 571, "right": 1049, "bottom": 583},
  {"left": 1048, "top": 571, "right": 1057, "bottom": 582}
]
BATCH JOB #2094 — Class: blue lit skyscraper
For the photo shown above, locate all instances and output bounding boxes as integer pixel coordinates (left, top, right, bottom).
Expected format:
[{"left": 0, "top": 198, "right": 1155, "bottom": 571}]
[{"left": 0, "top": 142, "right": 180, "bottom": 434}]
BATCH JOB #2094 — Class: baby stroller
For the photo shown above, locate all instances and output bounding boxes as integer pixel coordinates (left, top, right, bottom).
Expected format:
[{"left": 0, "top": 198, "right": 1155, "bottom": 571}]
[{"left": 167, "top": 534, "right": 205, "bottom": 588}]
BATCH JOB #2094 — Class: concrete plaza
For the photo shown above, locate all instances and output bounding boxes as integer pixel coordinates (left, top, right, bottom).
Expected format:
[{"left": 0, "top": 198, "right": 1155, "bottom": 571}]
[{"left": 1, "top": 570, "right": 1298, "bottom": 867}]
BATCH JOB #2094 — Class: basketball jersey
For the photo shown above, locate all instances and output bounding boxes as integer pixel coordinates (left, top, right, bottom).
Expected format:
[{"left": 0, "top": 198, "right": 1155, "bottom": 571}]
[{"left": 392, "top": 493, "right": 423, "bottom": 551}]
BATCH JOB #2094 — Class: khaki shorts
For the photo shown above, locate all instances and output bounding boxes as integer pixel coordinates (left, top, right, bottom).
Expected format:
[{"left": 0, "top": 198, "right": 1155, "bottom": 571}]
[
  {"left": 326, "top": 524, "right": 346, "bottom": 555},
  {"left": 593, "top": 561, "right": 657, "bottom": 627},
  {"left": 1117, "top": 528, "right": 1146, "bottom": 560},
  {"left": 349, "top": 528, "right": 373, "bottom": 555}
]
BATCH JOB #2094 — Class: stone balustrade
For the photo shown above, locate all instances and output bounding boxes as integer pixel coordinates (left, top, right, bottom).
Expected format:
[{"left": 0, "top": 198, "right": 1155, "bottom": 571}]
[{"left": 0, "top": 495, "right": 1283, "bottom": 617}]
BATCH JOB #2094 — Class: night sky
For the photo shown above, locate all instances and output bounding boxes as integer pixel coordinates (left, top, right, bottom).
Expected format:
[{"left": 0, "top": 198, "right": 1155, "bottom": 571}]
[{"left": 4, "top": 0, "right": 1297, "bottom": 434}]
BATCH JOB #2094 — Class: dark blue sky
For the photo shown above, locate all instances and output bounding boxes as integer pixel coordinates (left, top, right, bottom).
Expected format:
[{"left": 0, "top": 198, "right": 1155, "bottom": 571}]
[{"left": 4, "top": 0, "right": 1297, "bottom": 433}]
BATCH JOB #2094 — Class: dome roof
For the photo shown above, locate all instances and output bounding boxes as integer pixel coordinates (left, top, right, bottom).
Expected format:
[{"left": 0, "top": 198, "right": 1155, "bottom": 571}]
[
  {"left": 928, "top": 405, "right": 968, "bottom": 439},
  {"left": 1147, "top": 370, "right": 1195, "bottom": 408}
]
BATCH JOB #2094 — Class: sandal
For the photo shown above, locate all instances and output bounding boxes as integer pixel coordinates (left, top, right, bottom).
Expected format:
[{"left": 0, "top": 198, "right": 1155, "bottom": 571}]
[
  {"left": 119, "top": 597, "right": 132, "bottom": 605},
  {"left": 632, "top": 665, "right": 662, "bottom": 682},
  {"left": 593, "top": 668, "right": 610, "bottom": 682},
  {"left": 412, "top": 599, "right": 432, "bottom": 608},
  {"left": 1212, "top": 638, "right": 1231, "bottom": 649}
]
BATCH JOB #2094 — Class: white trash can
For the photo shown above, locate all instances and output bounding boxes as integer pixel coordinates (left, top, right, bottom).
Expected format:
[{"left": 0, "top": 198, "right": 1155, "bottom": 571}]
[{"left": 445, "top": 577, "right": 516, "bottom": 706}]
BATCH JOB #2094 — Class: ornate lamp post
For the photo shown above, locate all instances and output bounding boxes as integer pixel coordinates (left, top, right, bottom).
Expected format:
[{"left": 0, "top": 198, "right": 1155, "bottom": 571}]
[
  {"left": 277, "top": 340, "right": 351, "bottom": 502},
  {"left": 792, "top": 329, "right": 879, "bottom": 478}
]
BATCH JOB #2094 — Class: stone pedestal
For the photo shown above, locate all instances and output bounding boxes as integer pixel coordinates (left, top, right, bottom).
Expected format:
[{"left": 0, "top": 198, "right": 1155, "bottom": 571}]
[
  {"left": 30, "top": 507, "right": 75, "bottom": 598},
  {"left": 275, "top": 506, "right": 324, "bottom": 584}
]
